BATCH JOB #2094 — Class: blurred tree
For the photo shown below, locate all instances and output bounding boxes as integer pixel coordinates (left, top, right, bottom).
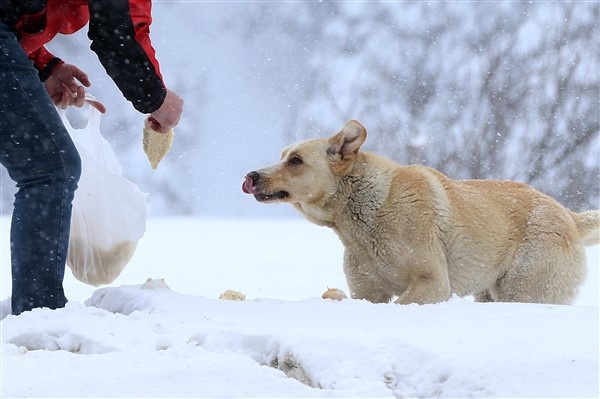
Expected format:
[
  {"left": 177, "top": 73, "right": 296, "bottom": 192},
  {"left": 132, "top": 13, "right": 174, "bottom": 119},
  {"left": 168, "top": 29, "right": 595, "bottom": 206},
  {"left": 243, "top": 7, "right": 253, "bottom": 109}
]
[
  {"left": 249, "top": 1, "right": 599, "bottom": 211},
  {"left": 2, "top": 2, "right": 598, "bottom": 215}
]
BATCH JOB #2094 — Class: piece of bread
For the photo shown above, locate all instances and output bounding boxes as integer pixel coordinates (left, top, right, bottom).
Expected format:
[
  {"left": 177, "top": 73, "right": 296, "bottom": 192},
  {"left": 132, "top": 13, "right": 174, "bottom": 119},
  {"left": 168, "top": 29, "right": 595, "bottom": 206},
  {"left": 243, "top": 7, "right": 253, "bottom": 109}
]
[
  {"left": 321, "top": 287, "right": 347, "bottom": 301},
  {"left": 219, "top": 290, "right": 246, "bottom": 301},
  {"left": 143, "top": 118, "right": 174, "bottom": 169}
]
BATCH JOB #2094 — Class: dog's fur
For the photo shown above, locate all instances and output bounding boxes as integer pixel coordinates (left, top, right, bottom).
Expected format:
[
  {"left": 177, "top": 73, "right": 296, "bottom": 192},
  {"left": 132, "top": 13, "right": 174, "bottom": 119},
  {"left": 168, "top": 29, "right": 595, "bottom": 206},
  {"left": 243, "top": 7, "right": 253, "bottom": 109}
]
[{"left": 243, "top": 120, "right": 599, "bottom": 305}]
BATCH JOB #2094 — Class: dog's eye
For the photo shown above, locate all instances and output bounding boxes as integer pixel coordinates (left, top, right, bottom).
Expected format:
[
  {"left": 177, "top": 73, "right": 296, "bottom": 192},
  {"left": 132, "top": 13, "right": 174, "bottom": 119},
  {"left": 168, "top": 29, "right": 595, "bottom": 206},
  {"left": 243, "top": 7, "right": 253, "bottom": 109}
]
[{"left": 289, "top": 156, "right": 303, "bottom": 166}]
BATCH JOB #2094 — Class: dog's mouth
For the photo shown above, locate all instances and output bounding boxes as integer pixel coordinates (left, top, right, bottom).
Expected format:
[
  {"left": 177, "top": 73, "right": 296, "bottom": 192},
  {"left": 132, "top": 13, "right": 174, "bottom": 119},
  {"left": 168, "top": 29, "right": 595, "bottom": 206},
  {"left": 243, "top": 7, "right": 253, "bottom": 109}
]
[
  {"left": 242, "top": 175, "right": 289, "bottom": 202},
  {"left": 254, "top": 191, "right": 289, "bottom": 202}
]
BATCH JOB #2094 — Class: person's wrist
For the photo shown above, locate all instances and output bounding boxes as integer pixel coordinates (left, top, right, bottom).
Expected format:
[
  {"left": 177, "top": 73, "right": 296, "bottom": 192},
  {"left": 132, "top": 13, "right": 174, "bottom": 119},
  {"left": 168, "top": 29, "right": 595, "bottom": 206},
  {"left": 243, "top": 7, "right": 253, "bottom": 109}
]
[{"left": 40, "top": 58, "right": 64, "bottom": 81}]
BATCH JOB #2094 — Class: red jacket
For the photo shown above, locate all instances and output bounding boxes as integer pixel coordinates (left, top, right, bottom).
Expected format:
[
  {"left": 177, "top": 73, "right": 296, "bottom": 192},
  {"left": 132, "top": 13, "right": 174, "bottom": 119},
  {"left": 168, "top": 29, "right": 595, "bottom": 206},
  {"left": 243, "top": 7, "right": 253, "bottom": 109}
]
[{"left": 0, "top": 0, "right": 166, "bottom": 114}]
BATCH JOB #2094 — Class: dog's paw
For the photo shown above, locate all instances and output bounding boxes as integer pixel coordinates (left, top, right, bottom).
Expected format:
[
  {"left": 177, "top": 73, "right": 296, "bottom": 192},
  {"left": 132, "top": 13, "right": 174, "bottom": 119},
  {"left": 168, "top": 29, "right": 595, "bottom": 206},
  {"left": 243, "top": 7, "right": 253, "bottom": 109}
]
[
  {"left": 321, "top": 288, "right": 347, "bottom": 301},
  {"left": 219, "top": 290, "right": 246, "bottom": 301},
  {"left": 141, "top": 278, "right": 171, "bottom": 290}
]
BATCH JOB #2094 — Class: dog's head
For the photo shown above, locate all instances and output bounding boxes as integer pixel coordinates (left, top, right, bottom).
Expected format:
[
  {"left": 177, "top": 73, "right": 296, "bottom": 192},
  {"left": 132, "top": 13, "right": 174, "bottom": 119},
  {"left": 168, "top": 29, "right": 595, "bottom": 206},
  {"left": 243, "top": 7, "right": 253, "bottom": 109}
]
[{"left": 242, "top": 120, "right": 367, "bottom": 207}]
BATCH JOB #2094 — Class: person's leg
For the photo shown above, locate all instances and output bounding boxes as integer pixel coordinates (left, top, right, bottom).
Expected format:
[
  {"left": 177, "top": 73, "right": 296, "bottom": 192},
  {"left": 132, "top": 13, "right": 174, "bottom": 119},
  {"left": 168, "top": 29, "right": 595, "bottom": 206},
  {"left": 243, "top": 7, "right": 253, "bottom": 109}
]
[{"left": 0, "top": 20, "right": 81, "bottom": 315}]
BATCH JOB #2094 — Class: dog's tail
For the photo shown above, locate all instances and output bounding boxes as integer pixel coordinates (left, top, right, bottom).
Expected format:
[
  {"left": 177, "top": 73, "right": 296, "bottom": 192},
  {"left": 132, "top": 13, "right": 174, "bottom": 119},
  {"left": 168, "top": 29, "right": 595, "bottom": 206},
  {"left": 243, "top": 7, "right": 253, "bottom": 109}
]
[{"left": 573, "top": 210, "right": 600, "bottom": 246}]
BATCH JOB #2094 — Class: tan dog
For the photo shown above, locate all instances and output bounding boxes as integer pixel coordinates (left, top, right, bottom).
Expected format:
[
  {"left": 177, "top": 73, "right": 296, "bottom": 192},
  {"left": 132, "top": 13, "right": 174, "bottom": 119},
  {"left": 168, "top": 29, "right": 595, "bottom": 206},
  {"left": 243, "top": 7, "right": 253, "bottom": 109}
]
[{"left": 242, "top": 120, "right": 599, "bottom": 305}]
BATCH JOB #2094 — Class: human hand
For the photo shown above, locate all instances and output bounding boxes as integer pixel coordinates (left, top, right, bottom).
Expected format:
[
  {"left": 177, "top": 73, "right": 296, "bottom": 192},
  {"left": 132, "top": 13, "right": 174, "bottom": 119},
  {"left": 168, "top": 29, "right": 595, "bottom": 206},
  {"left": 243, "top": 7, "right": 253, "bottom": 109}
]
[
  {"left": 45, "top": 63, "right": 106, "bottom": 113},
  {"left": 148, "top": 89, "right": 183, "bottom": 133}
]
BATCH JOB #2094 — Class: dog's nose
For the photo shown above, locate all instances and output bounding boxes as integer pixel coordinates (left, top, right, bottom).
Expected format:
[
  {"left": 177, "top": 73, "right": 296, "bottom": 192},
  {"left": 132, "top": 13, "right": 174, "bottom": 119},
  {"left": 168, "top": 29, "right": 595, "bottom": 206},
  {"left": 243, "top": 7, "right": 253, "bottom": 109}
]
[
  {"left": 242, "top": 171, "right": 260, "bottom": 194},
  {"left": 247, "top": 171, "right": 259, "bottom": 183}
]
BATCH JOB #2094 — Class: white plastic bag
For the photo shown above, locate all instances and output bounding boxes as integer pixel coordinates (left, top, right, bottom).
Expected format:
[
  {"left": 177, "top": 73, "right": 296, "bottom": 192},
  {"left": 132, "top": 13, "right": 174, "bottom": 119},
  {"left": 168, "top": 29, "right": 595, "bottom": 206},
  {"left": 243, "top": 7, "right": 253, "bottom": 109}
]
[{"left": 60, "top": 104, "right": 149, "bottom": 286}]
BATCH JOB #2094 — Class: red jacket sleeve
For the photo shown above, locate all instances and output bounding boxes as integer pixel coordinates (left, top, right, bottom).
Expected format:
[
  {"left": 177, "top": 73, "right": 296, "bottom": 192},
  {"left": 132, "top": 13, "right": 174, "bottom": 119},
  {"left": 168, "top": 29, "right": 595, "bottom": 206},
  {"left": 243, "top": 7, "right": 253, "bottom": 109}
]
[
  {"left": 28, "top": 46, "right": 64, "bottom": 81},
  {"left": 87, "top": 0, "right": 167, "bottom": 114}
]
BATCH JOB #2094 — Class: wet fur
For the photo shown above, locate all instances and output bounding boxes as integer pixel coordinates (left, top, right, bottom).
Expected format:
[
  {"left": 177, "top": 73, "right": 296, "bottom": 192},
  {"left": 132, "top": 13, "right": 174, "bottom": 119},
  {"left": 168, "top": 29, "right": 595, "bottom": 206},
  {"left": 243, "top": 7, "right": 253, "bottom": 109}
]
[{"left": 243, "top": 120, "right": 599, "bottom": 305}]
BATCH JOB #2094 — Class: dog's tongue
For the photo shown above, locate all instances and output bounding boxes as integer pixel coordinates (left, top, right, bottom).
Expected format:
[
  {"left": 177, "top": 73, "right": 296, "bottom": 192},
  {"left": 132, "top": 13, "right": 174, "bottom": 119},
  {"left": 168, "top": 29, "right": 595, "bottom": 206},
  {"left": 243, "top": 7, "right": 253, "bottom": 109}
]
[{"left": 242, "top": 175, "right": 259, "bottom": 194}]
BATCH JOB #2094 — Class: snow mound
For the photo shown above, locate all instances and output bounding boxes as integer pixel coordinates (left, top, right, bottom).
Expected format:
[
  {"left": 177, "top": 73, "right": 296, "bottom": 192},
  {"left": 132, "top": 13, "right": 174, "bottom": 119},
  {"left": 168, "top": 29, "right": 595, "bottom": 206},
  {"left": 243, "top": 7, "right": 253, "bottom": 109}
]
[{"left": 3, "top": 281, "right": 596, "bottom": 398}]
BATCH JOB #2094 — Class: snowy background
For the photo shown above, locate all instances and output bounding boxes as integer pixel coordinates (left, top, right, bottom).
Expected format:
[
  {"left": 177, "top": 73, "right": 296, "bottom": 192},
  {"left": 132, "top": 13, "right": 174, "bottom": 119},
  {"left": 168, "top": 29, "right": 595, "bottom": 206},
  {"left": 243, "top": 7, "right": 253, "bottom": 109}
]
[
  {"left": 1, "top": 1, "right": 598, "bottom": 217},
  {"left": 1, "top": 217, "right": 599, "bottom": 398}
]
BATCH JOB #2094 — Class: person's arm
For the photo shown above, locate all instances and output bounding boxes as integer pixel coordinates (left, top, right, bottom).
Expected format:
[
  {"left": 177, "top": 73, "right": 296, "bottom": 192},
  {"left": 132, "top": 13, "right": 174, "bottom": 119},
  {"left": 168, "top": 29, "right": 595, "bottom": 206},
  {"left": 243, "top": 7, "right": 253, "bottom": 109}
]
[
  {"left": 28, "top": 46, "right": 64, "bottom": 81},
  {"left": 87, "top": 0, "right": 166, "bottom": 114}
]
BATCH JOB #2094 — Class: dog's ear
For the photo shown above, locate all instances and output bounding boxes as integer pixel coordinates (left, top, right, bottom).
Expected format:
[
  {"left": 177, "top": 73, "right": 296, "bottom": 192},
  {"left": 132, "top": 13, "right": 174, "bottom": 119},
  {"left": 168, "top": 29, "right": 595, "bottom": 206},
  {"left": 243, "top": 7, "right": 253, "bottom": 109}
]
[{"left": 327, "top": 120, "right": 367, "bottom": 162}]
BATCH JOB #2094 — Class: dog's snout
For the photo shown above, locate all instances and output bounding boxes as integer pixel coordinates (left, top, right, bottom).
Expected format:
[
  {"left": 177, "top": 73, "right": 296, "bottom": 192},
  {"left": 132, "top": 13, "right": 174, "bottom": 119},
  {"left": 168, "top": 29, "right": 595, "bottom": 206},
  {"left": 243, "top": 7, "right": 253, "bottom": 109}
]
[
  {"left": 247, "top": 171, "right": 260, "bottom": 183},
  {"left": 242, "top": 171, "right": 261, "bottom": 195}
]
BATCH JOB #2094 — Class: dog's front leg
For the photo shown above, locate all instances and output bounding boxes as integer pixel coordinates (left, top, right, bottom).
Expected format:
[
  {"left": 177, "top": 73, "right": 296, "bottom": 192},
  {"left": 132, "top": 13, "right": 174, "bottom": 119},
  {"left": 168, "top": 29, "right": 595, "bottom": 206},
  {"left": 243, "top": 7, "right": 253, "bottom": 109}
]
[
  {"left": 343, "top": 249, "right": 392, "bottom": 303},
  {"left": 348, "top": 280, "right": 393, "bottom": 303},
  {"left": 394, "top": 270, "right": 451, "bottom": 305}
]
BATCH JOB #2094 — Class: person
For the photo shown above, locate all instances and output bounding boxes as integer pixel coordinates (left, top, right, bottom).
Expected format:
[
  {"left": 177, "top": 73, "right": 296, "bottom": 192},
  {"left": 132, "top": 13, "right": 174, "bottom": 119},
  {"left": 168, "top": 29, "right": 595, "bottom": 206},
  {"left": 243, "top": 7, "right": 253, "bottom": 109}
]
[{"left": 0, "top": 0, "right": 183, "bottom": 315}]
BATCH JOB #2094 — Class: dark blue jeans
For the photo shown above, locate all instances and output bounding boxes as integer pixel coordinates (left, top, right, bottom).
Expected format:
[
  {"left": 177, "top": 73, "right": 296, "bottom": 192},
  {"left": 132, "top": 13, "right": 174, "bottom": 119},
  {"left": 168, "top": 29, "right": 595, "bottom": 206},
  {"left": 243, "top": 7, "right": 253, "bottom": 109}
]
[{"left": 0, "top": 19, "right": 81, "bottom": 315}]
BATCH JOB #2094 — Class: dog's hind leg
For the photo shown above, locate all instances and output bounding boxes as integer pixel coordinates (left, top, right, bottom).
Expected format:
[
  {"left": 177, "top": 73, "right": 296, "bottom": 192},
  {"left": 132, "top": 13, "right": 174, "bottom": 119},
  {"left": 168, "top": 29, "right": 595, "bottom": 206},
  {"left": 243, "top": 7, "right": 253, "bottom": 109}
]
[{"left": 495, "top": 237, "right": 586, "bottom": 304}]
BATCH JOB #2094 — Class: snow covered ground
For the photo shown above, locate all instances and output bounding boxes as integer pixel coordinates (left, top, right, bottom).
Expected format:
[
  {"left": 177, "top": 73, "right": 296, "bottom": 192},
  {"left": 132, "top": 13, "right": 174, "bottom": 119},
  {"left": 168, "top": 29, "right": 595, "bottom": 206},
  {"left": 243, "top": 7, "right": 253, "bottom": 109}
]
[{"left": 1, "top": 217, "right": 599, "bottom": 398}]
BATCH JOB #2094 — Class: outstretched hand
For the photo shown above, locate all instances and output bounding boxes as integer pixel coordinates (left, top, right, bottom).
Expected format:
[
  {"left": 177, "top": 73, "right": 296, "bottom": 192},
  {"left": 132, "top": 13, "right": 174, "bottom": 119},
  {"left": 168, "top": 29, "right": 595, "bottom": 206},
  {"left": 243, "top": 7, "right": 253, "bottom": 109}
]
[
  {"left": 149, "top": 89, "right": 184, "bottom": 133},
  {"left": 45, "top": 63, "right": 106, "bottom": 113}
]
